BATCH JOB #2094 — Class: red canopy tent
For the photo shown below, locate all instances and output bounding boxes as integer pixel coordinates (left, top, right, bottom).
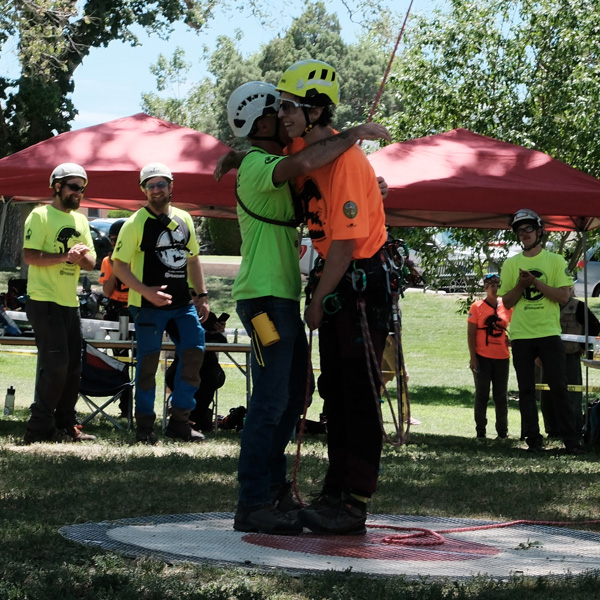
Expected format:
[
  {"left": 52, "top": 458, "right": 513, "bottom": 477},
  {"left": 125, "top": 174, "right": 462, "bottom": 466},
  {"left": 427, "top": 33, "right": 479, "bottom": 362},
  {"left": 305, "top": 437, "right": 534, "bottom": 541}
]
[
  {"left": 368, "top": 128, "right": 600, "bottom": 232},
  {"left": 0, "top": 113, "right": 237, "bottom": 218}
]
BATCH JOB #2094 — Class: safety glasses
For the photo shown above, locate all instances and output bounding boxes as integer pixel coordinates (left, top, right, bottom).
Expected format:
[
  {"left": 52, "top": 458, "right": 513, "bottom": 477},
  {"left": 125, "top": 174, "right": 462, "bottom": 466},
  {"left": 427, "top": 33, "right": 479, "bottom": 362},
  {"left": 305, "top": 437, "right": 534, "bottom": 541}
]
[
  {"left": 515, "top": 224, "right": 535, "bottom": 236},
  {"left": 144, "top": 181, "right": 169, "bottom": 191},
  {"left": 64, "top": 182, "right": 86, "bottom": 193},
  {"left": 278, "top": 98, "right": 314, "bottom": 114}
]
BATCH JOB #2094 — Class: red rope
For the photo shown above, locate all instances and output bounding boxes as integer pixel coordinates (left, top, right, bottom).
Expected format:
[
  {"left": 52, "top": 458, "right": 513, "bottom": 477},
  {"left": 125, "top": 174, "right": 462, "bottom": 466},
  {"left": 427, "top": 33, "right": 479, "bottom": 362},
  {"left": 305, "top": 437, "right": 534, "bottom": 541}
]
[
  {"left": 291, "top": 329, "right": 315, "bottom": 508},
  {"left": 357, "top": 296, "right": 407, "bottom": 447},
  {"left": 365, "top": 0, "right": 414, "bottom": 125},
  {"left": 367, "top": 518, "right": 600, "bottom": 547}
]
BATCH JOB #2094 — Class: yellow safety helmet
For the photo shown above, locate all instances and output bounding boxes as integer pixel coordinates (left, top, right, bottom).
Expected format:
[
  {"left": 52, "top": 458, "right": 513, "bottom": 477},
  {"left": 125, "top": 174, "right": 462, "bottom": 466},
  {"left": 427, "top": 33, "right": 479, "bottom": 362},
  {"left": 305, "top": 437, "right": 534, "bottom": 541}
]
[{"left": 276, "top": 59, "right": 340, "bottom": 106}]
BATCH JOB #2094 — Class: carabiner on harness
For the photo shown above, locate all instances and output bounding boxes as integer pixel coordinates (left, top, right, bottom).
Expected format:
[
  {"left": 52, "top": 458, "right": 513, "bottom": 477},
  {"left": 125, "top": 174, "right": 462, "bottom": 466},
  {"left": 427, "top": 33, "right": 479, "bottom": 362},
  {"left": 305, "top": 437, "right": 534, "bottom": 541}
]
[
  {"left": 322, "top": 293, "right": 344, "bottom": 315},
  {"left": 351, "top": 264, "right": 367, "bottom": 293}
]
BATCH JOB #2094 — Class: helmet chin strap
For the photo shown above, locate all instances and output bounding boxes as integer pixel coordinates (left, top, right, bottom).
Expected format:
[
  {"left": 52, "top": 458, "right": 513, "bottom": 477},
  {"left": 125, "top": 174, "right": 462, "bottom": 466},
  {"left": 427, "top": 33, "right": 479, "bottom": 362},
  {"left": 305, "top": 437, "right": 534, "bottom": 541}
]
[
  {"left": 302, "top": 108, "right": 315, "bottom": 136},
  {"left": 521, "top": 232, "right": 543, "bottom": 251}
]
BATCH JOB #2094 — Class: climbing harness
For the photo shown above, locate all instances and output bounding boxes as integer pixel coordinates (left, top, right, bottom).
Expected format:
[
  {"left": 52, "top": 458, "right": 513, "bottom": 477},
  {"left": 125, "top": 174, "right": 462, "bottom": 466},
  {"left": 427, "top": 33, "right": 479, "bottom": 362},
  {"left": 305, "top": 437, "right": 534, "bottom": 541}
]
[
  {"left": 235, "top": 151, "right": 304, "bottom": 228},
  {"left": 304, "top": 238, "right": 414, "bottom": 447}
]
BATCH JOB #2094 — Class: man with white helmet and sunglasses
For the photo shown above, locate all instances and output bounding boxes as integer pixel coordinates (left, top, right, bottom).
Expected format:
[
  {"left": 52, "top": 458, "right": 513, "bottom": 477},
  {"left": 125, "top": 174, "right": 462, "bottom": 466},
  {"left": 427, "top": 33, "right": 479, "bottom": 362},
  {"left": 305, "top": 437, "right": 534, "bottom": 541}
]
[
  {"left": 499, "top": 208, "right": 580, "bottom": 455},
  {"left": 23, "top": 163, "right": 97, "bottom": 444},
  {"left": 220, "top": 81, "right": 390, "bottom": 535},
  {"left": 113, "top": 163, "right": 209, "bottom": 444}
]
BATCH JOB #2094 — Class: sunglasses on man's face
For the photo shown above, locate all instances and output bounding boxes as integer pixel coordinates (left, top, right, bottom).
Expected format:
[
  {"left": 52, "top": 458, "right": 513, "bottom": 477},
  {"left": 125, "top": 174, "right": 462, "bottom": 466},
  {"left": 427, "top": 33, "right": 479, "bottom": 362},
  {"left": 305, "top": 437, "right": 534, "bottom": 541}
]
[
  {"left": 277, "top": 98, "right": 314, "bottom": 114},
  {"left": 144, "top": 181, "right": 169, "bottom": 191},
  {"left": 64, "top": 182, "right": 86, "bottom": 193}
]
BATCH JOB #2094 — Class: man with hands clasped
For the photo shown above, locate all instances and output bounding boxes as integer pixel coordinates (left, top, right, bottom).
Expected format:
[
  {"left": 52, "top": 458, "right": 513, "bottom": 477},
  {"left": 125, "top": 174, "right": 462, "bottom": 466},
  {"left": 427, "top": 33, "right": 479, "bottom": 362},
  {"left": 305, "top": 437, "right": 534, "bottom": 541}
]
[
  {"left": 23, "top": 163, "right": 97, "bottom": 444},
  {"left": 498, "top": 209, "right": 580, "bottom": 455}
]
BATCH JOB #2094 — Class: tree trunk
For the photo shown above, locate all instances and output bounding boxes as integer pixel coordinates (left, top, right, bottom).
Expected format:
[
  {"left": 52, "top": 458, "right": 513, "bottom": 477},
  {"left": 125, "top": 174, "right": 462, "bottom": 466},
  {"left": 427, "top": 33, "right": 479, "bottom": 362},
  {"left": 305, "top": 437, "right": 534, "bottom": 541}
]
[{"left": 0, "top": 201, "right": 31, "bottom": 272}]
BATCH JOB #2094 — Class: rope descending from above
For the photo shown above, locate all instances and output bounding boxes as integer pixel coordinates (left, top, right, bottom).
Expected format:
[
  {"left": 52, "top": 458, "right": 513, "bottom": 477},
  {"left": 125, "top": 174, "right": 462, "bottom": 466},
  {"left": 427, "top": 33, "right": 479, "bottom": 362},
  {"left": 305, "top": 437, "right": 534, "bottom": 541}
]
[
  {"left": 291, "top": 330, "right": 316, "bottom": 508},
  {"left": 364, "top": 0, "right": 414, "bottom": 127}
]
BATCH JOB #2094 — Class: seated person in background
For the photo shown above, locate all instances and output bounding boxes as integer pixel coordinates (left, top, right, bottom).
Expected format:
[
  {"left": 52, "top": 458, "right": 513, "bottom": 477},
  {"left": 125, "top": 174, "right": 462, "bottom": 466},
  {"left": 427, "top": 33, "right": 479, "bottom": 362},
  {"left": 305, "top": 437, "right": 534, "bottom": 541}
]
[
  {"left": 99, "top": 218, "right": 131, "bottom": 419},
  {"left": 99, "top": 219, "right": 129, "bottom": 321},
  {"left": 166, "top": 311, "right": 228, "bottom": 433},
  {"left": 539, "top": 288, "right": 600, "bottom": 437}
]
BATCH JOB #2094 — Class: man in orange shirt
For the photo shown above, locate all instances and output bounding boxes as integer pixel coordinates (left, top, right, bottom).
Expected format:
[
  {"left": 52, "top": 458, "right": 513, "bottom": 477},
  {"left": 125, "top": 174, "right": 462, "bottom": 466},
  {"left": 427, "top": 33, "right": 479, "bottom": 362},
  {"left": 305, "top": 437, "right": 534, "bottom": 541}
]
[
  {"left": 99, "top": 220, "right": 129, "bottom": 320},
  {"left": 99, "top": 219, "right": 131, "bottom": 418},
  {"left": 467, "top": 273, "right": 513, "bottom": 439},
  {"left": 276, "top": 60, "right": 393, "bottom": 535}
]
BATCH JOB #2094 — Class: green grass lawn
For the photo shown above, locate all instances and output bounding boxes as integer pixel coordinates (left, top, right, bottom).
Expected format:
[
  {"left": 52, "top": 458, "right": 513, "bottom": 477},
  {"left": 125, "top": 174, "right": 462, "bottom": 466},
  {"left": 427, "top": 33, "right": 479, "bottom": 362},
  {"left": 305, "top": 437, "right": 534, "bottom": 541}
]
[{"left": 1, "top": 277, "right": 600, "bottom": 599}]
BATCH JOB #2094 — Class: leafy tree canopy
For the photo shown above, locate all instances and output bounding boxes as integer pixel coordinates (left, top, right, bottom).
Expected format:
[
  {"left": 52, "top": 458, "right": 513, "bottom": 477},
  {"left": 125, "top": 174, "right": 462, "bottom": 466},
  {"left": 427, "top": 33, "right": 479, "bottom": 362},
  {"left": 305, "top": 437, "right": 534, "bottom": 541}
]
[
  {"left": 385, "top": 0, "right": 600, "bottom": 280},
  {"left": 141, "top": 1, "right": 400, "bottom": 148},
  {"left": 0, "top": 0, "right": 395, "bottom": 157},
  {"left": 384, "top": 0, "right": 600, "bottom": 179},
  {"left": 0, "top": 0, "right": 226, "bottom": 156}
]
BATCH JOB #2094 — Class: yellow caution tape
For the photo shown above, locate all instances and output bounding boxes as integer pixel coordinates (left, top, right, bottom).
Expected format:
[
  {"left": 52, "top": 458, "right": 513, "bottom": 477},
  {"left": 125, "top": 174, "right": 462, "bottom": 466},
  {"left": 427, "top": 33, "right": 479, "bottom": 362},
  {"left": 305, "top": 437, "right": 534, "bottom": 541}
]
[{"left": 535, "top": 383, "right": 600, "bottom": 393}]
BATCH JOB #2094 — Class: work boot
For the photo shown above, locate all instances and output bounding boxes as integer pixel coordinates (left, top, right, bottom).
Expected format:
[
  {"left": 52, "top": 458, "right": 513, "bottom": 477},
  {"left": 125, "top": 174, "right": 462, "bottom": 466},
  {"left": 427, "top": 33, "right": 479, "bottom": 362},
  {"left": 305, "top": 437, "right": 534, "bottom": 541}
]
[
  {"left": 299, "top": 492, "right": 367, "bottom": 535},
  {"left": 165, "top": 407, "right": 205, "bottom": 442},
  {"left": 23, "top": 427, "right": 73, "bottom": 445},
  {"left": 135, "top": 413, "right": 158, "bottom": 445},
  {"left": 234, "top": 503, "right": 303, "bottom": 535},
  {"left": 302, "top": 490, "right": 341, "bottom": 515},
  {"left": 270, "top": 481, "right": 302, "bottom": 513}
]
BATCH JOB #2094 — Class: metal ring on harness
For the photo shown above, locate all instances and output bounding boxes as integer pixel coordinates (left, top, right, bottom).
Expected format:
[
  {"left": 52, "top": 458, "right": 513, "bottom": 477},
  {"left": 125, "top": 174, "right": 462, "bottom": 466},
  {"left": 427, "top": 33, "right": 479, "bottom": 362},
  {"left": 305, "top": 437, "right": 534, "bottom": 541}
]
[
  {"left": 351, "top": 265, "right": 367, "bottom": 293},
  {"left": 322, "top": 293, "right": 344, "bottom": 315}
]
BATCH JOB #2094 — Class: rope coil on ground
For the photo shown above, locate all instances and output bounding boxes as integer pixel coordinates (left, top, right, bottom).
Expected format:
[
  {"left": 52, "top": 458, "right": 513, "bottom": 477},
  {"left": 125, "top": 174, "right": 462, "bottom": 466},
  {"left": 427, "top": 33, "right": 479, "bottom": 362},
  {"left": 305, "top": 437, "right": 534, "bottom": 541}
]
[{"left": 368, "top": 518, "right": 600, "bottom": 547}]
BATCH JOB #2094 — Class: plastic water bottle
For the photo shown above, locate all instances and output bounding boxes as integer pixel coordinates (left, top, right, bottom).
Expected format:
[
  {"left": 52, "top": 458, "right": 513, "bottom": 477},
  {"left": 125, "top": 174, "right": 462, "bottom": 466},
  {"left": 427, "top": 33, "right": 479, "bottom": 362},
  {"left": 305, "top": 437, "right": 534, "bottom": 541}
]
[
  {"left": 594, "top": 338, "right": 600, "bottom": 361},
  {"left": 4, "top": 386, "right": 15, "bottom": 416},
  {"left": 119, "top": 315, "right": 129, "bottom": 340}
]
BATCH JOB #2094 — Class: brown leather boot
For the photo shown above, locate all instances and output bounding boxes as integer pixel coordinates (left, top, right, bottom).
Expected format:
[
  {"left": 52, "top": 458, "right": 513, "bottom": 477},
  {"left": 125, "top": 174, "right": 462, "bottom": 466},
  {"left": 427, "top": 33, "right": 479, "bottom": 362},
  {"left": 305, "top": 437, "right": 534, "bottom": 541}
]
[
  {"left": 166, "top": 407, "right": 205, "bottom": 442},
  {"left": 135, "top": 413, "right": 158, "bottom": 444}
]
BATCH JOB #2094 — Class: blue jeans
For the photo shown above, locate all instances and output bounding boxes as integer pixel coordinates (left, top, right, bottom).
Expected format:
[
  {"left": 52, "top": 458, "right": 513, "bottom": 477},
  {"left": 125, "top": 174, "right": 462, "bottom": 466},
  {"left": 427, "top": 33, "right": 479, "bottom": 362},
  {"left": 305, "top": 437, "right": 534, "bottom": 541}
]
[
  {"left": 130, "top": 304, "right": 204, "bottom": 416},
  {"left": 236, "top": 297, "right": 310, "bottom": 508}
]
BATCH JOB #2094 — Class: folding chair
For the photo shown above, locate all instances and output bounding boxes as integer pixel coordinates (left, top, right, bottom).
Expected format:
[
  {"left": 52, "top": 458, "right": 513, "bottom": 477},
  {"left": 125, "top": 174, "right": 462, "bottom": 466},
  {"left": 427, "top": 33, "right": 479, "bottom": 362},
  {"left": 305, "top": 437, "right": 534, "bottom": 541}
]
[{"left": 79, "top": 341, "right": 134, "bottom": 430}]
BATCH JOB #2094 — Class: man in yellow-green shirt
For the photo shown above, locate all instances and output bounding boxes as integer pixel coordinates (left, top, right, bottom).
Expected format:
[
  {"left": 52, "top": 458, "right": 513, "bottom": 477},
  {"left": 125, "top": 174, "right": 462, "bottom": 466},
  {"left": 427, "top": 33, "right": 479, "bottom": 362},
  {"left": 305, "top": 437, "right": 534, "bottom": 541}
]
[
  {"left": 23, "top": 163, "right": 97, "bottom": 444},
  {"left": 113, "top": 162, "right": 209, "bottom": 444},
  {"left": 499, "top": 208, "right": 579, "bottom": 455}
]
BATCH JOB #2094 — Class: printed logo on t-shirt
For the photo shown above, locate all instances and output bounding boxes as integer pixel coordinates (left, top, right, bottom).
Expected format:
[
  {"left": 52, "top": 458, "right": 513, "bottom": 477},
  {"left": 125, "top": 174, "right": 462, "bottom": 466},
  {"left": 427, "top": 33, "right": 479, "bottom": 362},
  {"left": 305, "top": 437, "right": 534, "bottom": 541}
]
[
  {"left": 299, "top": 177, "right": 325, "bottom": 240},
  {"left": 56, "top": 226, "right": 82, "bottom": 254},
  {"left": 522, "top": 268, "right": 545, "bottom": 302},
  {"left": 156, "top": 228, "right": 188, "bottom": 270}
]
